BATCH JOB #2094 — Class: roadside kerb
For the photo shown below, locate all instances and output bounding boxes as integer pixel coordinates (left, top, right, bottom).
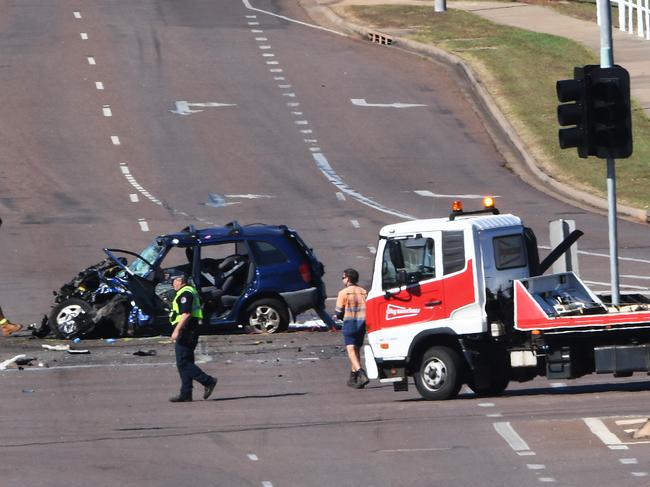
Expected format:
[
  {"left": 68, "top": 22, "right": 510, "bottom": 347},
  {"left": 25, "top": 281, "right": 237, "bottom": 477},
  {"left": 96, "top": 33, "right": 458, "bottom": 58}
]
[{"left": 303, "top": 2, "right": 649, "bottom": 223}]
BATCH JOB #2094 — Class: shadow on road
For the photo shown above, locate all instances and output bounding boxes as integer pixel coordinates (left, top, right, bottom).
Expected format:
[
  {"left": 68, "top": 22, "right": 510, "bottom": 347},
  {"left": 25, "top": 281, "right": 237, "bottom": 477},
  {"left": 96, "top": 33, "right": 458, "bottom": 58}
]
[{"left": 210, "top": 392, "right": 308, "bottom": 401}]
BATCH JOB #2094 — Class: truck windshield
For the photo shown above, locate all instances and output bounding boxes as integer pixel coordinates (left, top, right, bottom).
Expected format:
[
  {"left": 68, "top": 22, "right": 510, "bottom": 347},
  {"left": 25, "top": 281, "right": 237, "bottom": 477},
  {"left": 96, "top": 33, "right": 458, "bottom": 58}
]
[{"left": 129, "top": 240, "right": 166, "bottom": 277}]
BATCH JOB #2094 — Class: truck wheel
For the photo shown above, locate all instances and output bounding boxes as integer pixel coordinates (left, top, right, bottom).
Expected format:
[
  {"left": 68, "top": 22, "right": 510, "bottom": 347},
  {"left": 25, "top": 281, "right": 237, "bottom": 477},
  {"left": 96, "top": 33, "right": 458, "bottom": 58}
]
[
  {"left": 414, "top": 346, "right": 463, "bottom": 400},
  {"left": 468, "top": 373, "right": 510, "bottom": 397},
  {"left": 48, "top": 298, "right": 94, "bottom": 339},
  {"left": 244, "top": 299, "right": 289, "bottom": 334}
]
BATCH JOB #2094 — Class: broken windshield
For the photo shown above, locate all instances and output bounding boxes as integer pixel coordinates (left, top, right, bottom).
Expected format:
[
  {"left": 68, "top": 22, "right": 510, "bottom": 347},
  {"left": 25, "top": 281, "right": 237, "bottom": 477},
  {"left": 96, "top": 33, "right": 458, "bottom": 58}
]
[{"left": 129, "top": 240, "right": 166, "bottom": 277}]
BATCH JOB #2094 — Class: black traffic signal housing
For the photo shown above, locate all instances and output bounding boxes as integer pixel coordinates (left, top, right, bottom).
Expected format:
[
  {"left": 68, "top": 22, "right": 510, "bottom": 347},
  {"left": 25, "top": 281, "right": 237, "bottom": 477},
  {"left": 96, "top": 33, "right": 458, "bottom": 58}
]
[
  {"left": 557, "top": 66, "right": 590, "bottom": 158},
  {"left": 556, "top": 65, "right": 633, "bottom": 159},
  {"left": 590, "top": 65, "right": 633, "bottom": 159}
]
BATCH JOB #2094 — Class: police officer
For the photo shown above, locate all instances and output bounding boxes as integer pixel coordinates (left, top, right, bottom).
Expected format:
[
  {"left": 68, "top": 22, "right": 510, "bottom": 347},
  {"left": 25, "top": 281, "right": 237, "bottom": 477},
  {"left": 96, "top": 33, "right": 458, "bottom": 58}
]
[{"left": 169, "top": 271, "right": 217, "bottom": 403}]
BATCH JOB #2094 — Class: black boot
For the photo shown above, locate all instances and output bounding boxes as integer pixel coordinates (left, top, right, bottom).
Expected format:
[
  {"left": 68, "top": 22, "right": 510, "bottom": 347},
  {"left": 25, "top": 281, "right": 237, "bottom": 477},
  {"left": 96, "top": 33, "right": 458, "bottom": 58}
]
[
  {"left": 347, "top": 370, "right": 358, "bottom": 388},
  {"left": 356, "top": 368, "right": 369, "bottom": 388}
]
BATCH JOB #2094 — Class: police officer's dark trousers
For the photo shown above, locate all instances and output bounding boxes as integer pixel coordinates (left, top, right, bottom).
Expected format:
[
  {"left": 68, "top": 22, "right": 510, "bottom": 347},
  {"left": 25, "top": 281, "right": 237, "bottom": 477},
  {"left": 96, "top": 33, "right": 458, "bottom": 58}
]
[{"left": 175, "top": 330, "right": 212, "bottom": 399}]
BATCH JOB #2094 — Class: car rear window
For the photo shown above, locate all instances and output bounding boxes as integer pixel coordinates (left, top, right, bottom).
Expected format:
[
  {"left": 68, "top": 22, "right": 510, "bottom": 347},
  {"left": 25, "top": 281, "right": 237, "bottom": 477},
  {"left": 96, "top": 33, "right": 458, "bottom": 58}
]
[{"left": 249, "top": 240, "right": 288, "bottom": 266}]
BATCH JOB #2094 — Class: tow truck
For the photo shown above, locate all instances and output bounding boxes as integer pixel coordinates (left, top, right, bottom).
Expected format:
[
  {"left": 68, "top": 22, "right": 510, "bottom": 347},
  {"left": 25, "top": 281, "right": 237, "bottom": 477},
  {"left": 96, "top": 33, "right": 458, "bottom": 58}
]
[{"left": 364, "top": 199, "right": 650, "bottom": 400}]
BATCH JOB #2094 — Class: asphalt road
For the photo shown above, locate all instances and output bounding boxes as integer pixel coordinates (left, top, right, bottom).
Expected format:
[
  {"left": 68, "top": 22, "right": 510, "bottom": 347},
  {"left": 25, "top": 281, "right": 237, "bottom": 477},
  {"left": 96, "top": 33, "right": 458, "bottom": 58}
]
[
  {"left": 2, "top": 332, "right": 650, "bottom": 486},
  {"left": 1, "top": 1, "right": 650, "bottom": 485}
]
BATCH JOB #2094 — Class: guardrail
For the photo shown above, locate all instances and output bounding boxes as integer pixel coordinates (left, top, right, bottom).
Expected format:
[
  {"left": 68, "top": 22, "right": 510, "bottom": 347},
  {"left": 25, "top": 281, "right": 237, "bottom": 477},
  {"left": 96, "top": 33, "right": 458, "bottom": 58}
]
[{"left": 598, "top": 0, "right": 650, "bottom": 40}]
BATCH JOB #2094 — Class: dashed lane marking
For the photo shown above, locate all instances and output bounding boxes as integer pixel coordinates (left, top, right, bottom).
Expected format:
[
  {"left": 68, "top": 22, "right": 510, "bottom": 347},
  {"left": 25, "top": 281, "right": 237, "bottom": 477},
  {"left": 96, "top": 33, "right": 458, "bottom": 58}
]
[
  {"left": 129, "top": 194, "right": 139, "bottom": 203},
  {"left": 583, "top": 417, "right": 628, "bottom": 450},
  {"left": 247, "top": 453, "right": 258, "bottom": 461},
  {"left": 80, "top": 33, "right": 88, "bottom": 40},
  {"left": 95, "top": 81, "right": 104, "bottom": 90},
  {"left": 493, "top": 422, "right": 535, "bottom": 456},
  {"left": 138, "top": 219, "right": 149, "bottom": 232},
  {"left": 350, "top": 219, "right": 360, "bottom": 228},
  {"left": 242, "top": 0, "right": 344, "bottom": 36},
  {"left": 87, "top": 56, "right": 96, "bottom": 65},
  {"left": 73, "top": 11, "right": 82, "bottom": 19},
  {"left": 102, "top": 105, "right": 112, "bottom": 117},
  {"left": 111, "top": 136, "right": 121, "bottom": 145}
]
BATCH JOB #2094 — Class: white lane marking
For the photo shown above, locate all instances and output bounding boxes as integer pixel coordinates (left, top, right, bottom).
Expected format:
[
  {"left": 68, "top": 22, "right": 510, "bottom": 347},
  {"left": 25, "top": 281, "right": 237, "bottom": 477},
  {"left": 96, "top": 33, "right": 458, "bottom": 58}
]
[
  {"left": 251, "top": 29, "right": 264, "bottom": 33},
  {"left": 493, "top": 422, "right": 534, "bottom": 455},
  {"left": 248, "top": 21, "right": 260, "bottom": 25},
  {"left": 111, "top": 136, "right": 121, "bottom": 145},
  {"left": 242, "top": 0, "right": 344, "bottom": 36},
  {"left": 336, "top": 192, "right": 346, "bottom": 201},
  {"left": 87, "top": 57, "right": 96, "bottom": 65},
  {"left": 129, "top": 194, "right": 139, "bottom": 203},
  {"left": 616, "top": 419, "right": 648, "bottom": 425},
  {"left": 120, "top": 164, "right": 164, "bottom": 207},
  {"left": 304, "top": 138, "right": 317, "bottom": 143},
  {"left": 527, "top": 464, "right": 546, "bottom": 470},
  {"left": 80, "top": 33, "right": 88, "bottom": 40},
  {"left": 621, "top": 274, "right": 650, "bottom": 280},
  {"left": 486, "top": 413, "right": 503, "bottom": 418},
  {"left": 538, "top": 245, "right": 650, "bottom": 265},
  {"left": 261, "top": 482, "right": 273, "bottom": 487},
  {"left": 225, "top": 194, "right": 274, "bottom": 199},
  {"left": 120, "top": 165, "right": 130, "bottom": 174},
  {"left": 294, "top": 120, "right": 308, "bottom": 125},
  {"left": 259, "top": 45, "right": 271, "bottom": 49},
  {"left": 102, "top": 105, "right": 112, "bottom": 117},
  {"left": 138, "top": 219, "right": 149, "bottom": 232},
  {"left": 247, "top": 453, "right": 258, "bottom": 461},
  {"left": 274, "top": 76, "right": 285, "bottom": 80},
  {"left": 351, "top": 98, "right": 427, "bottom": 108},
  {"left": 368, "top": 246, "right": 377, "bottom": 254},
  {"left": 478, "top": 402, "right": 495, "bottom": 407},
  {"left": 73, "top": 11, "right": 82, "bottom": 19},
  {"left": 170, "top": 101, "right": 237, "bottom": 116},
  {"left": 280, "top": 85, "right": 293, "bottom": 89},
  {"left": 269, "top": 68, "right": 283, "bottom": 73},
  {"left": 583, "top": 417, "right": 628, "bottom": 450},
  {"left": 620, "top": 458, "right": 638, "bottom": 464},
  {"left": 378, "top": 447, "right": 452, "bottom": 453},
  {"left": 538, "top": 478, "right": 556, "bottom": 483},
  {"left": 313, "top": 153, "right": 414, "bottom": 220},
  {"left": 300, "top": 129, "right": 312, "bottom": 134},
  {"left": 255, "top": 37, "right": 267, "bottom": 41},
  {"left": 582, "top": 280, "right": 650, "bottom": 292},
  {"left": 246, "top": 15, "right": 257, "bottom": 18},
  {"left": 550, "top": 382, "right": 566, "bottom": 388},
  {"left": 350, "top": 219, "right": 360, "bottom": 228},
  {"left": 292, "top": 111, "right": 304, "bottom": 116},
  {"left": 262, "top": 53, "right": 275, "bottom": 57},
  {"left": 414, "top": 190, "right": 491, "bottom": 199},
  {"left": 631, "top": 472, "right": 648, "bottom": 477},
  {"left": 266, "top": 61, "right": 279, "bottom": 65},
  {"left": 95, "top": 81, "right": 104, "bottom": 90},
  {"left": 309, "top": 147, "right": 321, "bottom": 152}
]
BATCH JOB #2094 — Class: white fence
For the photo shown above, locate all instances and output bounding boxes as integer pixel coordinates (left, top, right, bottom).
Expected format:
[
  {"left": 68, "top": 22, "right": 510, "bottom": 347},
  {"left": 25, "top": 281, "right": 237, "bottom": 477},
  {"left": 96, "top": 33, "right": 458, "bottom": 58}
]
[{"left": 598, "top": 0, "right": 650, "bottom": 39}]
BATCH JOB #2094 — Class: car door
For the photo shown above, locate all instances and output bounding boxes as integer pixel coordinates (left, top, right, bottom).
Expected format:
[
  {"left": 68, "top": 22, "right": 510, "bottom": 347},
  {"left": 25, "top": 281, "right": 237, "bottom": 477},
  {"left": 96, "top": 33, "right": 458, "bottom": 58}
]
[{"left": 373, "top": 233, "right": 445, "bottom": 329}]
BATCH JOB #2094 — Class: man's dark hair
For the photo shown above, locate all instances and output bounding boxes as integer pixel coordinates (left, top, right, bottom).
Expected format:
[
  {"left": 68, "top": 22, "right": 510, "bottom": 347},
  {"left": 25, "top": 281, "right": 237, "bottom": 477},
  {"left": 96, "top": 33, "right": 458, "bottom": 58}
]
[{"left": 343, "top": 268, "right": 359, "bottom": 284}]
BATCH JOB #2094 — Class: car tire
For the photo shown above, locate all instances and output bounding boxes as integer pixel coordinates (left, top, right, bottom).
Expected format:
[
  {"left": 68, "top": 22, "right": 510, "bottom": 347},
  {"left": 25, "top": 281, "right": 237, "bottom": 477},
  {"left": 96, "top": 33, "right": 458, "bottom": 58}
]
[
  {"left": 413, "top": 346, "right": 463, "bottom": 401},
  {"left": 48, "top": 298, "right": 94, "bottom": 339},
  {"left": 244, "top": 299, "right": 289, "bottom": 334}
]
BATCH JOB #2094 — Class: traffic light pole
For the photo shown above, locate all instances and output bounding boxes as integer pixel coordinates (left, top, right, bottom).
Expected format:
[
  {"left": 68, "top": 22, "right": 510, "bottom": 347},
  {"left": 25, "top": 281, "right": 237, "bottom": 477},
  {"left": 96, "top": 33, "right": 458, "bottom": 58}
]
[{"left": 598, "top": 0, "right": 621, "bottom": 306}]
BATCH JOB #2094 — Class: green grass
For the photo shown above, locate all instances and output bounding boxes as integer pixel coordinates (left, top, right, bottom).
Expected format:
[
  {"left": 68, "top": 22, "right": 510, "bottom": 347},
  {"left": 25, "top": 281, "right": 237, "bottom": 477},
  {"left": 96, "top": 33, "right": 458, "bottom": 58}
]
[{"left": 345, "top": 5, "right": 650, "bottom": 209}]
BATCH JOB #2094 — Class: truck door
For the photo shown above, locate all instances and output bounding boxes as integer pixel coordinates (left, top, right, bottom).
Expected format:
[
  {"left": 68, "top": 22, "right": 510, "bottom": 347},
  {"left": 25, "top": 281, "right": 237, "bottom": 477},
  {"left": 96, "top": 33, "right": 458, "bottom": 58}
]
[{"left": 372, "top": 233, "right": 444, "bottom": 329}]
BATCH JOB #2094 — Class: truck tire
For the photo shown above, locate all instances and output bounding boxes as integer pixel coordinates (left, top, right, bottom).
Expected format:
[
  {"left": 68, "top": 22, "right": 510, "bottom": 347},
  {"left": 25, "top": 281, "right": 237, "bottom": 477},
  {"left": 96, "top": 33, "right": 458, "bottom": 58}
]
[
  {"left": 244, "top": 299, "right": 289, "bottom": 334},
  {"left": 467, "top": 372, "right": 510, "bottom": 397},
  {"left": 414, "top": 346, "right": 463, "bottom": 400},
  {"left": 48, "top": 298, "right": 94, "bottom": 339}
]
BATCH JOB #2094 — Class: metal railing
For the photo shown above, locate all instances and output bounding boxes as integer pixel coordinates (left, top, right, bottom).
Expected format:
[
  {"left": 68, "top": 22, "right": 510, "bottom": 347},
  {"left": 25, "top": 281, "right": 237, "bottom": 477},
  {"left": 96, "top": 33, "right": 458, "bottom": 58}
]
[{"left": 598, "top": 0, "right": 650, "bottom": 39}]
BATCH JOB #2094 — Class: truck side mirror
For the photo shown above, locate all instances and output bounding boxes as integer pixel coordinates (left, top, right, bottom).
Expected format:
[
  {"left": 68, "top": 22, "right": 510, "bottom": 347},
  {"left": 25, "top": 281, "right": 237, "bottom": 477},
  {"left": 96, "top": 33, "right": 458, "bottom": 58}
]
[{"left": 396, "top": 269, "right": 408, "bottom": 286}]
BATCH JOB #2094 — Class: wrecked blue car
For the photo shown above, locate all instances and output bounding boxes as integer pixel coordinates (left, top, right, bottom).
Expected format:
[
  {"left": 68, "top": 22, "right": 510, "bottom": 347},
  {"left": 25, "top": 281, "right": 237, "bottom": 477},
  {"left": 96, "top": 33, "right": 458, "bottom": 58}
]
[{"left": 44, "top": 222, "right": 332, "bottom": 339}]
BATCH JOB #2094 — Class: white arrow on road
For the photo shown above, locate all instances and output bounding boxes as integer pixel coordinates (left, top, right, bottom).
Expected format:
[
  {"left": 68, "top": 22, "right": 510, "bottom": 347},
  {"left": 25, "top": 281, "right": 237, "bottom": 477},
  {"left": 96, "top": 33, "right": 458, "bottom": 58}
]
[
  {"left": 351, "top": 98, "right": 427, "bottom": 108},
  {"left": 170, "top": 101, "right": 237, "bottom": 116}
]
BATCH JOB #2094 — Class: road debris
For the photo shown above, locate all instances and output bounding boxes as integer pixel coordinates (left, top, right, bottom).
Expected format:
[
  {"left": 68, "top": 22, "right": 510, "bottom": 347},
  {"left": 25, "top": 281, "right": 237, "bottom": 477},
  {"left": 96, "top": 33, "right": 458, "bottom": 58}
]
[
  {"left": 67, "top": 349, "right": 90, "bottom": 354},
  {"left": 42, "top": 344, "right": 70, "bottom": 351},
  {"left": 133, "top": 349, "right": 157, "bottom": 356},
  {"left": 0, "top": 354, "right": 27, "bottom": 370}
]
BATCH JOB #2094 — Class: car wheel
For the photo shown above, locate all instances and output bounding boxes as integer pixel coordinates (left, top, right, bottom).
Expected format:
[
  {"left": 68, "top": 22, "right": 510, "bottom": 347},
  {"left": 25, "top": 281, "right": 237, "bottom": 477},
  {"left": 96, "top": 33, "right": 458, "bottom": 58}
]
[
  {"left": 244, "top": 299, "right": 289, "bottom": 334},
  {"left": 413, "top": 346, "right": 463, "bottom": 401},
  {"left": 48, "top": 298, "right": 94, "bottom": 339}
]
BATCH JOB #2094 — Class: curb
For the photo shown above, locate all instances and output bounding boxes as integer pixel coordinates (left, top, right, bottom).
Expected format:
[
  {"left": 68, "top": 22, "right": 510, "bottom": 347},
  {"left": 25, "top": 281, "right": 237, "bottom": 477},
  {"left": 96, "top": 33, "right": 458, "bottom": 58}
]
[{"left": 303, "top": 3, "right": 649, "bottom": 223}]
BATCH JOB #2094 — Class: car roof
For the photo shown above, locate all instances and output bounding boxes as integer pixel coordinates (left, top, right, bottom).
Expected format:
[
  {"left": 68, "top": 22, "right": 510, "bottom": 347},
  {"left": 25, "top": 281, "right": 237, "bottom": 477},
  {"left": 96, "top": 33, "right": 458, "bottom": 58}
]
[{"left": 158, "top": 221, "right": 292, "bottom": 247}]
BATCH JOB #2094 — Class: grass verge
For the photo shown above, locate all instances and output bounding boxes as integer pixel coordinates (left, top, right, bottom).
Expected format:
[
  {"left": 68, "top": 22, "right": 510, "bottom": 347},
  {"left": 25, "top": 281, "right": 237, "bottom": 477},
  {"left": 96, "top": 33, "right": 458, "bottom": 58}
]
[{"left": 344, "top": 5, "right": 650, "bottom": 209}]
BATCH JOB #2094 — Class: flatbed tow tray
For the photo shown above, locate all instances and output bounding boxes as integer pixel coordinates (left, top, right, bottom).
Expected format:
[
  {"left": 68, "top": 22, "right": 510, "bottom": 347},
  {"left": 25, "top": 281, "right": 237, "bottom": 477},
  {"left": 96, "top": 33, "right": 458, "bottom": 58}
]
[{"left": 514, "top": 272, "right": 650, "bottom": 331}]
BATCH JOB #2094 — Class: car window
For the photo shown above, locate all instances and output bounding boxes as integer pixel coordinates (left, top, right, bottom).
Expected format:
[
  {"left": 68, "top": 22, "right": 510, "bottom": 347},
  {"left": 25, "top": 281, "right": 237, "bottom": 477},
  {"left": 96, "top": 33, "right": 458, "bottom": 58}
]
[
  {"left": 249, "top": 240, "right": 288, "bottom": 266},
  {"left": 130, "top": 240, "right": 165, "bottom": 277},
  {"left": 159, "top": 245, "right": 194, "bottom": 277},
  {"left": 382, "top": 237, "right": 435, "bottom": 290},
  {"left": 493, "top": 234, "right": 527, "bottom": 270}
]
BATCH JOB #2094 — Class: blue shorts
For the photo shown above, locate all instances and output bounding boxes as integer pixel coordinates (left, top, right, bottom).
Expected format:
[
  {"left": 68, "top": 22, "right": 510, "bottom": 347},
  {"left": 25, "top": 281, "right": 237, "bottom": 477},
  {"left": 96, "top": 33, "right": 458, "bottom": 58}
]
[{"left": 342, "top": 319, "right": 366, "bottom": 348}]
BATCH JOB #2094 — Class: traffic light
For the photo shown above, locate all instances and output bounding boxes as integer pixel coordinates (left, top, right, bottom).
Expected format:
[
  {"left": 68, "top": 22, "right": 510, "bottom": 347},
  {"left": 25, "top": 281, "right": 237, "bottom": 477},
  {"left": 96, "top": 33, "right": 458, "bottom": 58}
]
[
  {"left": 590, "top": 65, "right": 632, "bottom": 159},
  {"left": 556, "top": 65, "right": 633, "bottom": 159},
  {"left": 556, "top": 66, "right": 590, "bottom": 158}
]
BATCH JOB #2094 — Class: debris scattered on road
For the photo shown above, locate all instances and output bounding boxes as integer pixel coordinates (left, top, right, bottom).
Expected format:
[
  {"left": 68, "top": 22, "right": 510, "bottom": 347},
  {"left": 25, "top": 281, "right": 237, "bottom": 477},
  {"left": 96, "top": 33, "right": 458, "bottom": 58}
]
[
  {"left": 42, "top": 344, "right": 70, "bottom": 351},
  {"left": 0, "top": 354, "right": 27, "bottom": 370},
  {"left": 133, "top": 349, "right": 157, "bottom": 356},
  {"left": 67, "top": 349, "right": 90, "bottom": 354},
  {"left": 22, "top": 389, "right": 35, "bottom": 394}
]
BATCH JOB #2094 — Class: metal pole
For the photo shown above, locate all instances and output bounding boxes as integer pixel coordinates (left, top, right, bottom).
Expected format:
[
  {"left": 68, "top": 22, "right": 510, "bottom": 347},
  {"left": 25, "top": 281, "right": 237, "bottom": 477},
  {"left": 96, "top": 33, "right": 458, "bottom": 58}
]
[
  {"left": 598, "top": 0, "right": 621, "bottom": 305},
  {"left": 434, "top": 0, "right": 446, "bottom": 12}
]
